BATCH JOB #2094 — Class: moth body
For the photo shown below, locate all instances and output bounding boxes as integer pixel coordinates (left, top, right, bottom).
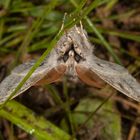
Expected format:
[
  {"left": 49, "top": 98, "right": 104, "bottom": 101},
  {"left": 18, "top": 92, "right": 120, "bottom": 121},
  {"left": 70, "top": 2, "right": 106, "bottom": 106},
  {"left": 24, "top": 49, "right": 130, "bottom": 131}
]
[
  {"left": 57, "top": 42, "right": 85, "bottom": 82},
  {"left": 0, "top": 26, "right": 140, "bottom": 103}
]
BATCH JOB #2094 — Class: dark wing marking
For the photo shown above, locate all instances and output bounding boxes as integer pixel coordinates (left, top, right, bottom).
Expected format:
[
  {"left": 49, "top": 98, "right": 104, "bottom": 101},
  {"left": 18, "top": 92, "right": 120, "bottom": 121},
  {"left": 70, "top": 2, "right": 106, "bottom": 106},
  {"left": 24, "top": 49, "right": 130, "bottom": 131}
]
[
  {"left": 76, "top": 56, "right": 140, "bottom": 102},
  {"left": 0, "top": 51, "right": 66, "bottom": 103}
]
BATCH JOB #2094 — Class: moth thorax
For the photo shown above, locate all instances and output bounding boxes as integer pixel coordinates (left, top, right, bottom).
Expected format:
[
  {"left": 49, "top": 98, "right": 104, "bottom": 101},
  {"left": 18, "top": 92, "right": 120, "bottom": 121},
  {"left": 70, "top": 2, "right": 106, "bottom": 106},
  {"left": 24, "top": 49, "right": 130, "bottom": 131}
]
[
  {"left": 65, "top": 64, "right": 78, "bottom": 83},
  {"left": 62, "top": 44, "right": 83, "bottom": 63}
]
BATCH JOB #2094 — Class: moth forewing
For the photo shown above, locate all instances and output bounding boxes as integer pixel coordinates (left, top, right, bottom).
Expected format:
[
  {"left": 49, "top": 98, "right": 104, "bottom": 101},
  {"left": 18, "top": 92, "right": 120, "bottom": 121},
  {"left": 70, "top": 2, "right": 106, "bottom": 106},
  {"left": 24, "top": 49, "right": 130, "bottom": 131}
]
[
  {"left": 79, "top": 55, "right": 140, "bottom": 102},
  {"left": 0, "top": 50, "right": 66, "bottom": 104},
  {"left": 71, "top": 26, "right": 140, "bottom": 102}
]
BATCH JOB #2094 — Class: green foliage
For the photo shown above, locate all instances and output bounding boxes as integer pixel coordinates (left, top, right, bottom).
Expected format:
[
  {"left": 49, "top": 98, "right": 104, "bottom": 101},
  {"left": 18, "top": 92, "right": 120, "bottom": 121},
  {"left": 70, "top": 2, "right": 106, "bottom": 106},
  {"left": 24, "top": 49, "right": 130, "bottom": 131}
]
[
  {"left": 0, "top": 100, "right": 71, "bottom": 140},
  {"left": 0, "top": 0, "right": 139, "bottom": 139}
]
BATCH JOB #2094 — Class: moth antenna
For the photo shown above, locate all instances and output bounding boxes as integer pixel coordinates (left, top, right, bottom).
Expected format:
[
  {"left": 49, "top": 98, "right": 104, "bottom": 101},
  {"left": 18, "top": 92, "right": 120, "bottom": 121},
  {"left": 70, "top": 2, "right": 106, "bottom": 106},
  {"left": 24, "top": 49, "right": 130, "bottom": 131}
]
[
  {"left": 80, "top": 21, "right": 84, "bottom": 31},
  {"left": 62, "top": 12, "right": 67, "bottom": 25},
  {"left": 75, "top": 25, "right": 81, "bottom": 34},
  {"left": 80, "top": 22, "right": 87, "bottom": 37},
  {"left": 79, "top": 21, "right": 87, "bottom": 37},
  {"left": 79, "top": 23, "right": 91, "bottom": 49},
  {"left": 58, "top": 13, "right": 67, "bottom": 35}
]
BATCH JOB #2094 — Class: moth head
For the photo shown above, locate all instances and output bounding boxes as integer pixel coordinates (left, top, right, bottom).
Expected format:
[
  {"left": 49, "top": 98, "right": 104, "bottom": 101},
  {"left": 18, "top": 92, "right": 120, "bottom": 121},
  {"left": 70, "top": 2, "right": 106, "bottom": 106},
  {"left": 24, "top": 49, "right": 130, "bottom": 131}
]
[
  {"left": 57, "top": 42, "right": 85, "bottom": 64},
  {"left": 68, "top": 26, "right": 94, "bottom": 57},
  {"left": 56, "top": 26, "right": 94, "bottom": 64}
]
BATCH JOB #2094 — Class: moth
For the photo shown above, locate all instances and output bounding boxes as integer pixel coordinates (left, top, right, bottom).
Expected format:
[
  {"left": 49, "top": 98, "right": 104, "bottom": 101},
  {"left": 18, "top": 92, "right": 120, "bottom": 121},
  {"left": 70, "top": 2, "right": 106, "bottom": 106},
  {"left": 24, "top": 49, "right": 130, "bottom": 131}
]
[{"left": 0, "top": 26, "right": 140, "bottom": 103}]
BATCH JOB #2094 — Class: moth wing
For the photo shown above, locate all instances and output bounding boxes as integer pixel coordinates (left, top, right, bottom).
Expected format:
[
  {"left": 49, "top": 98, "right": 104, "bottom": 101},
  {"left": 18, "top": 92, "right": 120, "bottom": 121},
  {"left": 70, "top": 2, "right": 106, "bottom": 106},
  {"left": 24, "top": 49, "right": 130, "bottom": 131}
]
[
  {"left": 76, "top": 56, "right": 140, "bottom": 102},
  {"left": 75, "top": 65, "right": 105, "bottom": 88},
  {"left": 0, "top": 55, "right": 66, "bottom": 103}
]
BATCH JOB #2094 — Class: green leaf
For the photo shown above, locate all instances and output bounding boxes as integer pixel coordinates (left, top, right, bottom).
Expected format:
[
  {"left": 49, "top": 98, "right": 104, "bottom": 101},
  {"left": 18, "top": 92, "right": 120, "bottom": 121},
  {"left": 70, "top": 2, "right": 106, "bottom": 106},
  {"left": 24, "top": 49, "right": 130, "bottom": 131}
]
[
  {"left": 0, "top": 100, "right": 72, "bottom": 140},
  {"left": 73, "top": 98, "right": 121, "bottom": 140}
]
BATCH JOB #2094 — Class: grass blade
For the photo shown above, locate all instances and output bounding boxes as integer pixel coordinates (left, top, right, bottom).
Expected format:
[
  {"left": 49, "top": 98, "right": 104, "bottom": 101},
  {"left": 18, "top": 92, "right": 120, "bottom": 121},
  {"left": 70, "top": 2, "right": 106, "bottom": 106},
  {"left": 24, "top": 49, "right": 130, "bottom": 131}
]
[{"left": 0, "top": 100, "right": 72, "bottom": 140}]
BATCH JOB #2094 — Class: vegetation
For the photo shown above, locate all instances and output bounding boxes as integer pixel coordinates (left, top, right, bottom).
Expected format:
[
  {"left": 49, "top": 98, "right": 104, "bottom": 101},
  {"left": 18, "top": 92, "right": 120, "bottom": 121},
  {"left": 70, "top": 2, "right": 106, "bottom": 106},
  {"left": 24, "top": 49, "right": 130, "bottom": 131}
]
[{"left": 0, "top": 0, "right": 140, "bottom": 139}]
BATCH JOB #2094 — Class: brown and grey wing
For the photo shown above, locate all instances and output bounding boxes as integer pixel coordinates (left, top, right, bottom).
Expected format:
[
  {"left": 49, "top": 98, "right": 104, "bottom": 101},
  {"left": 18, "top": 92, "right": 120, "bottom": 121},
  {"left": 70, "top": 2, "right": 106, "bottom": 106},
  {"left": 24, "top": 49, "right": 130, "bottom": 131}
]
[
  {"left": 0, "top": 60, "right": 66, "bottom": 103},
  {"left": 76, "top": 56, "right": 140, "bottom": 102}
]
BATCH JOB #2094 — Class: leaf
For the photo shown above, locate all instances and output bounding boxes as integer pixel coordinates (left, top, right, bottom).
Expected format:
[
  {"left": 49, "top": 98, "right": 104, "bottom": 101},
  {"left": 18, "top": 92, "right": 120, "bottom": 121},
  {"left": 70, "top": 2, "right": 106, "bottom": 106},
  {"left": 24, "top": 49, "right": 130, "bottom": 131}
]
[
  {"left": 73, "top": 98, "right": 121, "bottom": 140},
  {"left": 0, "top": 100, "right": 72, "bottom": 140}
]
